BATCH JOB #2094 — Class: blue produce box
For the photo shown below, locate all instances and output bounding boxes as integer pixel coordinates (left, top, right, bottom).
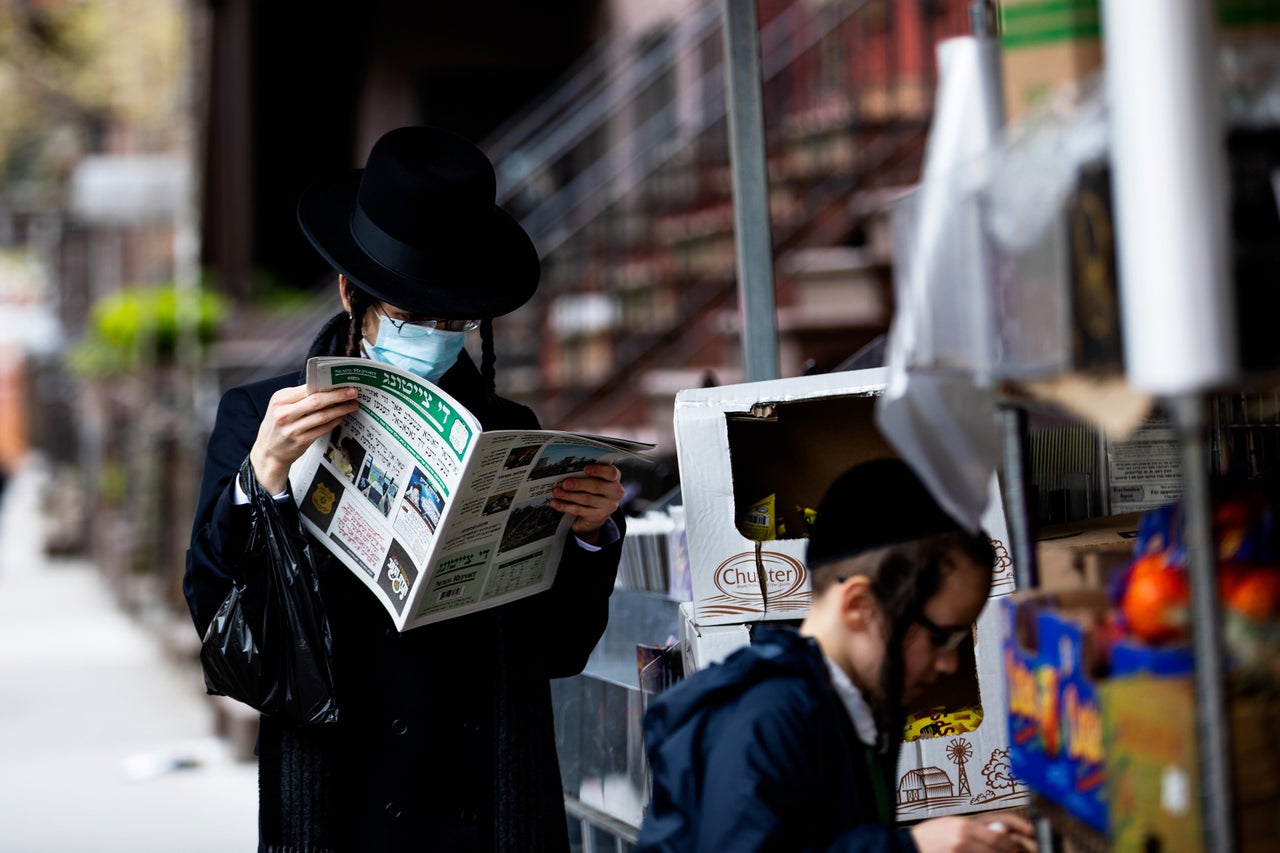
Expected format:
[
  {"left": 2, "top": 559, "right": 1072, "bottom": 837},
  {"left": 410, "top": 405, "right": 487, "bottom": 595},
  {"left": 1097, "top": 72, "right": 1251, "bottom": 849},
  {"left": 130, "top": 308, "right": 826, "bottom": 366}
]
[
  {"left": 1110, "top": 639, "right": 1193, "bottom": 678},
  {"left": 1001, "top": 590, "right": 1109, "bottom": 833}
]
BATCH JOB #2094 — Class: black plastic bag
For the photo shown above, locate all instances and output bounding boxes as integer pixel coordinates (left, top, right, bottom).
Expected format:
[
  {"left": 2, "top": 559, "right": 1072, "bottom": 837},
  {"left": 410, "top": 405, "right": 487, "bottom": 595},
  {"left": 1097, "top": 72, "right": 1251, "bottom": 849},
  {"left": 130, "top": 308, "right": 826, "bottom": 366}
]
[{"left": 200, "top": 458, "right": 339, "bottom": 726}]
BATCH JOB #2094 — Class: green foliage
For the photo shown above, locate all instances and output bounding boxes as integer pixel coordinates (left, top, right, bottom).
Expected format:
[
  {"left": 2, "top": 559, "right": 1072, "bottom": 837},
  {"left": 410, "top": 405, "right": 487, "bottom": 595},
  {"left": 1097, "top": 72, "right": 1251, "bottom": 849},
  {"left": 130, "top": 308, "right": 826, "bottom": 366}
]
[
  {"left": 97, "top": 459, "right": 127, "bottom": 508},
  {"left": 249, "top": 268, "right": 318, "bottom": 310},
  {"left": 67, "top": 284, "right": 228, "bottom": 377}
]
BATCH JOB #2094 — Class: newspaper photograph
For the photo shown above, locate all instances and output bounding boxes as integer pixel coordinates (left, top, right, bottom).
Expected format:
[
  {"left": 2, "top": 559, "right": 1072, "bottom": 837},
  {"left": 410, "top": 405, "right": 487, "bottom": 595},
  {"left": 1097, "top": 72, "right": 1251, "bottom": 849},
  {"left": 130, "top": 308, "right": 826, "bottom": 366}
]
[{"left": 288, "top": 356, "right": 653, "bottom": 631}]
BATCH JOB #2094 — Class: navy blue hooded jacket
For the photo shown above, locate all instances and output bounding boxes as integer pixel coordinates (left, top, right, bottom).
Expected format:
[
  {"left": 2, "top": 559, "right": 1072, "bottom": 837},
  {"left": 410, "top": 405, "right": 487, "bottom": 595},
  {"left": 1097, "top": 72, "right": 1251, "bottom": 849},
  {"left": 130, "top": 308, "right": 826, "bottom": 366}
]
[{"left": 637, "top": 626, "right": 918, "bottom": 852}]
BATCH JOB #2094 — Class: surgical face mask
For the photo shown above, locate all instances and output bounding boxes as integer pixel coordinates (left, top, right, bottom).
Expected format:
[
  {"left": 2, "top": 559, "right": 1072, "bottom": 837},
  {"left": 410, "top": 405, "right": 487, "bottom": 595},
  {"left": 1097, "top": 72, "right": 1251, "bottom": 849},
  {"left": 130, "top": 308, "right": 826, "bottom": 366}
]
[{"left": 363, "top": 314, "right": 471, "bottom": 384}]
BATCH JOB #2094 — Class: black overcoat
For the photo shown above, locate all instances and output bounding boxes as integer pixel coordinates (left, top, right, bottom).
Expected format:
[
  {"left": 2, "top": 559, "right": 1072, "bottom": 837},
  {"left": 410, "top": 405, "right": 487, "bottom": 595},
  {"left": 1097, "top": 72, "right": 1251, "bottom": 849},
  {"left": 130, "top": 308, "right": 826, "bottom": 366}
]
[{"left": 185, "top": 353, "right": 623, "bottom": 852}]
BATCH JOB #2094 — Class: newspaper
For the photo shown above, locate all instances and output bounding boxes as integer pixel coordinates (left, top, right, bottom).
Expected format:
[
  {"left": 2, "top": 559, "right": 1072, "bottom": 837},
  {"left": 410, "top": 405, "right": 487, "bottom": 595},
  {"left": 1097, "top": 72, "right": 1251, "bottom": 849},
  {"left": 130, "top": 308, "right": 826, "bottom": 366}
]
[{"left": 288, "top": 356, "right": 653, "bottom": 631}]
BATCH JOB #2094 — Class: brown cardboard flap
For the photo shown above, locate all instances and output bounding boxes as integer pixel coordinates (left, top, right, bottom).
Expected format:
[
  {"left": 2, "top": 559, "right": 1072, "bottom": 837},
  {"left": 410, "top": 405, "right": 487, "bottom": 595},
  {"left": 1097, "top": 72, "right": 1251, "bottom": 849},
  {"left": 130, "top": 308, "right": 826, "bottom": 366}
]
[
  {"left": 1035, "top": 512, "right": 1141, "bottom": 590},
  {"left": 726, "top": 393, "right": 894, "bottom": 542}
]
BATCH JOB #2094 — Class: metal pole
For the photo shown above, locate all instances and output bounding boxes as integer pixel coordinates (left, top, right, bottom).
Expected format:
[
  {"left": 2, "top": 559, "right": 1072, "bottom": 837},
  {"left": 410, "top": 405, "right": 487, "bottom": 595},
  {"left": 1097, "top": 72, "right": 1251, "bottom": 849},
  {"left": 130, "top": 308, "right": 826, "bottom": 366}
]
[
  {"left": 997, "top": 407, "right": 1055, "bottom": 853},
  {"left": 969, "top": 0, "right": 996, "bottom": 38},
  {"left": 1170, "top": 393, "right": 1236, "bottom": 851},
  {"left": 1096, "top": 426, "right": 1113, "bottom": 517},
  {"left": 974, "top": 3, "right": 1058, "bottom": 848},
  {"left": 719, "top": 0, "right": 779, "bottom": 382},
  {"left": 999, "top": 407, "right": 1038, "bottom": 591},
  {"left": 970, "top": 0, "right": 1041, "bottom": 594}
]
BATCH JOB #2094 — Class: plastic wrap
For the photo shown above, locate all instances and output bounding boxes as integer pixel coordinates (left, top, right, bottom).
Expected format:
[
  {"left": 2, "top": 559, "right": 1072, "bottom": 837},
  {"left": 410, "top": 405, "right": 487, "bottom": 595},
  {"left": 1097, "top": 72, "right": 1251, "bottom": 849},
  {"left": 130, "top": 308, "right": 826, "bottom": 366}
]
[{"left": 876, "top": 36, "right": 1004, "bottom": 530}]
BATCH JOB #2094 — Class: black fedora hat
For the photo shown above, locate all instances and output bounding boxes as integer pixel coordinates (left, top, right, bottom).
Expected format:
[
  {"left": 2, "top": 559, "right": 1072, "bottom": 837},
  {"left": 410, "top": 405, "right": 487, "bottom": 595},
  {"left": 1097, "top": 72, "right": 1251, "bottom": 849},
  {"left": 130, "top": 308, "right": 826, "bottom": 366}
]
[{"left": 297, "top": 126, "right": 539, "bottom": 319}]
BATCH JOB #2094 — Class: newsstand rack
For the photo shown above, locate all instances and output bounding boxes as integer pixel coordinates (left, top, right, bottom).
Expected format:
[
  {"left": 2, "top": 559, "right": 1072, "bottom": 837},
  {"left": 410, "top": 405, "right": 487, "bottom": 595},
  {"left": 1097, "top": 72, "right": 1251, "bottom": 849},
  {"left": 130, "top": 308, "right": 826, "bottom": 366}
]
[{"left": 986, "top": 1, "right": 1271, "bottom": 849}]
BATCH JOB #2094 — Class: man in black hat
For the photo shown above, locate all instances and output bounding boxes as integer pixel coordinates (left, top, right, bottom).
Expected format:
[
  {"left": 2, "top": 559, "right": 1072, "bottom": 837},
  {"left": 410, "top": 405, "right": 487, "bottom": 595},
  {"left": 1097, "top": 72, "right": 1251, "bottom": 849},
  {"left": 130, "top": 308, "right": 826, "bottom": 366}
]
[
  {"left": 185, "top": 127, "right": 627, "bottom": 852},
  {"left": 636, "top": 458, "right": 1034, "bottom": 852}
]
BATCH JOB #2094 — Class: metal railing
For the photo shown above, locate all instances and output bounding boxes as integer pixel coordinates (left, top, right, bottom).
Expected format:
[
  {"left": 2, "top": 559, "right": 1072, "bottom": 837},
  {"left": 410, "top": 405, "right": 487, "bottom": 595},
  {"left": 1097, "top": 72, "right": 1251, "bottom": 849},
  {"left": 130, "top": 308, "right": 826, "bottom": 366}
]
[
  {"left": 480, "top": 0, "right": 971, "bottom": 426},
  {"left": 483, "top": 0, "right": 892, "bottom": 260}
]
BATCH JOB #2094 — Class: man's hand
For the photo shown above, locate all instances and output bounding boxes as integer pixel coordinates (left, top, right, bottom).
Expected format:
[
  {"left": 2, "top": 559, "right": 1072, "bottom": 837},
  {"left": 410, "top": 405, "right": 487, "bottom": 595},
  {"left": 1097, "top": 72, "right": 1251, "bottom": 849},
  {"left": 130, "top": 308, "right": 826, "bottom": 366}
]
[
  {"left": 551, "top": 462, "right": 624, "bottom": 545},
  {"left": 909, "top": 813, "right": 1037, "bottom": 853},
  {"left": 249, "top": 385, "right": 360, "bottom": 494}
]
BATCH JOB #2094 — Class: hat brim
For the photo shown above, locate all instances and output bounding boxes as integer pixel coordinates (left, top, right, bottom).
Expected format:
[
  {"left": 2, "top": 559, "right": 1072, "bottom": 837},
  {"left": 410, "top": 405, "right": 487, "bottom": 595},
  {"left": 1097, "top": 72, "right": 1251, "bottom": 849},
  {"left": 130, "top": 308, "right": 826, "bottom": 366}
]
[{"left": 296, "top": 171, "right": 540, "bottom": 318}]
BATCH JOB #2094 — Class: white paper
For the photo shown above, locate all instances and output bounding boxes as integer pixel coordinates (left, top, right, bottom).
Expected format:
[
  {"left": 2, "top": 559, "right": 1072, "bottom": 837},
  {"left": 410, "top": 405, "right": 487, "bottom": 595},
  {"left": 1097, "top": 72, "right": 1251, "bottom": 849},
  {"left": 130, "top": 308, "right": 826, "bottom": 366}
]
[
  {"left": 1103, "top": 0, "right": 1236, "bottom": 393},
  {"left": 876, "top": 36, "right": 1005, "bottom": 531}
]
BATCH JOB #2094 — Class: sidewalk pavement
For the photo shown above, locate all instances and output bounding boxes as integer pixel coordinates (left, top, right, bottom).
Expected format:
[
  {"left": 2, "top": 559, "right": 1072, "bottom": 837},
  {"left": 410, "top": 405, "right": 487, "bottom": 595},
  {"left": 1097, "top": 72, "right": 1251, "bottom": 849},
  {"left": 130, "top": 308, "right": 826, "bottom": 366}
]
[{"left": 0, "top": 456, "right": 259, "bottom": 852}]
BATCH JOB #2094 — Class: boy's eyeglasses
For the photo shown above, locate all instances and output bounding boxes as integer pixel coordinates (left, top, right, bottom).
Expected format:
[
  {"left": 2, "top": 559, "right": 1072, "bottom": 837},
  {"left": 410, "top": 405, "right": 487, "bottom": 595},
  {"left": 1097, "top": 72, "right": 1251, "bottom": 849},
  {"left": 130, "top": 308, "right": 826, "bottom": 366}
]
[
  {"left": 914, "top": 613, "right": 971, "bottom": 654},
  {"left": 380, "top": 313, "right": 480, "bottom": 337}
]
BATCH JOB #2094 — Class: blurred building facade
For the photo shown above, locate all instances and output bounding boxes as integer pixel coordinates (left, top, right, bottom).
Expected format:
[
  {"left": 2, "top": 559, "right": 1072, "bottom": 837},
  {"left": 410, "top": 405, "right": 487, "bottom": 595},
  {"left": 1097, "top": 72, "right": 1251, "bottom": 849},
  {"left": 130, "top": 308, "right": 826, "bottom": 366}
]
[
  {"left": 6, "top": 0, "right": 975, "bottom": 616},
  {"left": 0, "top": 0, "right": 199, "bottom": 616},
  {"left": 196, "top": 0, "right": 974, "bottom": 453}
]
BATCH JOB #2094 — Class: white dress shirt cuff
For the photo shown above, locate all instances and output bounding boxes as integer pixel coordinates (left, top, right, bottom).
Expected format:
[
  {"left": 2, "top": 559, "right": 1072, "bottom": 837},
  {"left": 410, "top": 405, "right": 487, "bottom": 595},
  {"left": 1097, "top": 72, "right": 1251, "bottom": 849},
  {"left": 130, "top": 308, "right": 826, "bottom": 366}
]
[
  {"left": 574, "top": 516, "right": 620, "bottom": 552},
  {"left": 232, "top": 478, "right": 291, "bottom": 505}
]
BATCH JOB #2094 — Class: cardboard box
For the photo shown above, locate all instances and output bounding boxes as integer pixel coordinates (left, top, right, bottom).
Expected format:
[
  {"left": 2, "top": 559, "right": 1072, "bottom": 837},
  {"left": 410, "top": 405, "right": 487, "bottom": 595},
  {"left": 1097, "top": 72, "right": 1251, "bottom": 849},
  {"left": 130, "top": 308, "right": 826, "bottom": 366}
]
[
  {"left": 895, "top": 593, "right": 1031, "bottom": 822},
  {"left": 1102, "top": 677, "right": 1280, "bottom": 852},
  {"left": 673, "top": 368, "right": 897, "bottom": 626},
  {"left": 1034, "top": 511, "right": 1141, "bottom": 591},
  {"left": 1232, "top": 693, "right": 1280, "bottom": 852},
  {"left": 1220, "top": 0, "right": 1280, "bottom": 45},
  {"left": 1002, "top": 588, "right": 1111, "bottom": 832},
  {"left": 678, "top": 601, "right": 750, "bottom": 674},
  {"left": 998, "top": 0, "right": 1102, "bottom": 122},
  {"left": 1102, "top": 676, "right": 1201, "bottom": 851},
  {"left": 1002, "top": 589, "right": 1199, "bottom": 835},
  {"left": 998, "top": 0, "right": 1280, "bottom": 124},
  {"left": 674, "top": 368, "right": 1027, "bottom": 820}
]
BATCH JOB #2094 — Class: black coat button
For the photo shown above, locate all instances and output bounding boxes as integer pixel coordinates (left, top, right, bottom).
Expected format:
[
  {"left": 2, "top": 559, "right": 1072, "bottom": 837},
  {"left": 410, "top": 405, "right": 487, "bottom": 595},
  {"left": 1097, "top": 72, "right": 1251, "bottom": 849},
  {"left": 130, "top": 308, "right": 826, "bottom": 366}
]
[
  {"left": 391, "top": 719, "right": 408, "bottom": 735},
  {"left": 460, "top": 809, "right": 477, "bottom": 825},
  {"left": 386, "top": 802, "right": 402, "bottom": 819}
]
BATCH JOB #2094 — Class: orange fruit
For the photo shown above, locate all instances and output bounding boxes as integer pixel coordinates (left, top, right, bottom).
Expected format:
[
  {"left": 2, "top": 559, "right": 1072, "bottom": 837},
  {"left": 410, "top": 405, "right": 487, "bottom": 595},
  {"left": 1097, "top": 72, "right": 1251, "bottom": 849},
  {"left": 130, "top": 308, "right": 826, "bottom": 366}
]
[
  {"left": 1225, "top": 566, "right": 1280, "bottom": 623},
  {"left": 1219, "top": 564, "right": 1246, "bottom": 601},
  {"left": 1121, "top": 561, "right": 1191, "bottom": 643}
]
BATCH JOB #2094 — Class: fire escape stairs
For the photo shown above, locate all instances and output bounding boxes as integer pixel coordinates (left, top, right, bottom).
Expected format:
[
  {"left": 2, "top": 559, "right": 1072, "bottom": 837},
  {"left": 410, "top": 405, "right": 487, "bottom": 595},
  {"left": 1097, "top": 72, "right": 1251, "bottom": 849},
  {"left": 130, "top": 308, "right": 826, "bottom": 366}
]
[
  {"left": 482, "top": 0, "right": 956, "bottom": 431},
  {"left": 551, "top": 121, "right": 930, "bottom": 430}
]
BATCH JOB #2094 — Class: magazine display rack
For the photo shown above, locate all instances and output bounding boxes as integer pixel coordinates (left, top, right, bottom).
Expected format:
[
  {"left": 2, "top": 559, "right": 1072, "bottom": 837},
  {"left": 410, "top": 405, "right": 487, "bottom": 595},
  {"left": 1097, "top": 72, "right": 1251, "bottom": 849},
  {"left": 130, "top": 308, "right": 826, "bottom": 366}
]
[{"left": 976, "top": 1, "right": 1276, "bottom": 849}]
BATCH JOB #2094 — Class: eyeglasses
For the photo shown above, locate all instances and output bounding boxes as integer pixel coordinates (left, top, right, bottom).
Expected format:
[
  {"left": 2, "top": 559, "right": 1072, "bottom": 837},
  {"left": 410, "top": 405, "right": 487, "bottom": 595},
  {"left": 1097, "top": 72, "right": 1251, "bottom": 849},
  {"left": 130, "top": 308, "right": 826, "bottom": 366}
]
[
  {"left": 379, "top": 313, "right": 480, "bottom": 337},
  {"left": 914, "top": 612, "right": 971, "bottom": 654}
]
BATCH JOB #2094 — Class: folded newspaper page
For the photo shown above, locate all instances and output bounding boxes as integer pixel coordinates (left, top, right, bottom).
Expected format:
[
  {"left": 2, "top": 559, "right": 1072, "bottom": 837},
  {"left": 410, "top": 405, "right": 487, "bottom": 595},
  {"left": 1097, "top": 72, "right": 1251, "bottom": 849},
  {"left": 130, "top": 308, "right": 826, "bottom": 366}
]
[{"left": 288, "top": 356, "right": 653, "bottom": 631}]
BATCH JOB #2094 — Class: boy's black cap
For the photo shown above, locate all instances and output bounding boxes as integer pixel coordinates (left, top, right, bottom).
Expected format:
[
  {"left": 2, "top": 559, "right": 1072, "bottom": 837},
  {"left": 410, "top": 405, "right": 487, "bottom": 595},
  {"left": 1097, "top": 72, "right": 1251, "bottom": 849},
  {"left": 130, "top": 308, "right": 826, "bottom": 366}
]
[{"left": 806, "top": 457, "right": 969, "bottom": 569}]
